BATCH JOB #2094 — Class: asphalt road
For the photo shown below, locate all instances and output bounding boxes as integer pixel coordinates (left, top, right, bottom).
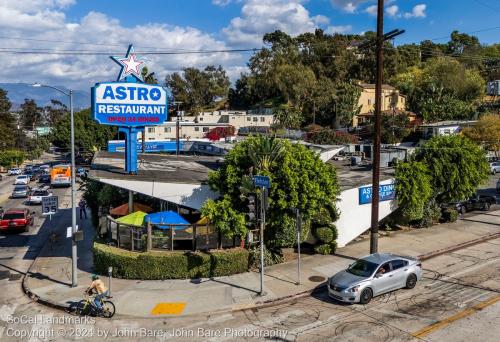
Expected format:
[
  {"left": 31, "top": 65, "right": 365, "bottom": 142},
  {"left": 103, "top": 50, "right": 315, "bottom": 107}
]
[{"left": 0, "top": 173, "right": 499, "bottom": 341}]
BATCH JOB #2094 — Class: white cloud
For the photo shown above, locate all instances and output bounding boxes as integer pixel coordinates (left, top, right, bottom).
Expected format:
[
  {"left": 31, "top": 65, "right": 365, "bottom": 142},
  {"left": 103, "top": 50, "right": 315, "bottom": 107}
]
[
  {"left": 404, "top": 4, "right": 427, "bottom": 18},
  {"left": 385, "top": 5, "right": 399, "bottom": 17},
  {"left": 0, "top": 1, "right": 244, "bottom": 90},
  {"left": 325, "top": 25, "right": 352, "bottom": 34},
  {"left": 222, "top": 0, "right": 330, "bottom": 47},
  {"left": 364, "top": 5, "right": 377, "bottom": 16},
  {"left": 212, "top": 0, "right": 242, "bottom": 6},
  {"left": 330, "top": 0, "right": 371, "bottom": 13}
]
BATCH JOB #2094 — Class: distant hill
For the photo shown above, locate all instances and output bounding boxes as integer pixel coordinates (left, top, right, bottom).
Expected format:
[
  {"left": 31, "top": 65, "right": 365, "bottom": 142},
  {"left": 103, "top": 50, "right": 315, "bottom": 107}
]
[{"left": 0, "top": 83, "right": 90, "bottom": 111}]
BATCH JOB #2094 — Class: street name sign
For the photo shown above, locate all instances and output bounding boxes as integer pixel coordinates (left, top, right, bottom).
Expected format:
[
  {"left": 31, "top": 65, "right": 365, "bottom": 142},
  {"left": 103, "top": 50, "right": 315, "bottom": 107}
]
[{"left": 254, "top": 175, "right": 271, "bottom": 189}]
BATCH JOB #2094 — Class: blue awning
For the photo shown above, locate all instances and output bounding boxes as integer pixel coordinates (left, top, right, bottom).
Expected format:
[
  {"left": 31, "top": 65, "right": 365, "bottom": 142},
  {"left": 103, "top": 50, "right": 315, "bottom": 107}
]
[{"left": 145, "top": 211, "right": 189, "bottom": 229}]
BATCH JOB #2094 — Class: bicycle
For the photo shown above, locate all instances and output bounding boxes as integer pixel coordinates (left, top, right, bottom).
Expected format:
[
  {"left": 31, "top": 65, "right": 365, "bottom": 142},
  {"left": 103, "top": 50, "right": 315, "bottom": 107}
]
[{"left": 73, "top": 291, "right": 115, "bottom": 318}]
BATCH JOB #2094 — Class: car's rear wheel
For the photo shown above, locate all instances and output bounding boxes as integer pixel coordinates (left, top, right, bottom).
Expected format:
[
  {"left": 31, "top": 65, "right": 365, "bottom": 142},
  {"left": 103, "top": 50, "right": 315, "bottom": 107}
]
[
  {"left": 484, "top": 203, "right": 490, "bottom": 211},
  {"left": 359, "top": 288, "right": 373, "bottom": 304},
  {"left": 406, "top": 274, "right": 417, "bottom": 289}
]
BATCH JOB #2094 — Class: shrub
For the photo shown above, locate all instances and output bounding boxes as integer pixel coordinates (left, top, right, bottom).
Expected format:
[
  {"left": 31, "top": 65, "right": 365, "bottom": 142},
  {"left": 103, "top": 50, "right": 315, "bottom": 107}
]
[
  {"left": 93, "top": 242, "right": 249, "bottom": 280},
  {"left": 316, "top": 227, "right": 334, "bottom": 243},
  {"left": 329, "top": 241, "right": 337, "bottom": 254},
  {"left": 441, "top": 209, "right": 459, "bottom": 223},
  {"left": 248, "top": 246, "right": 283, "bottom": 268},
  {"left": 314, "top": 244, "right": 331, "bottom": 255}
]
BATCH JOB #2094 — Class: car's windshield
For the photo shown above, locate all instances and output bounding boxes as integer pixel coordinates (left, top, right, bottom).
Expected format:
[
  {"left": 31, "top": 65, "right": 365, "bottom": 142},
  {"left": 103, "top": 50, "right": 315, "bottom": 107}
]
[
  {"left": 32, "top": 191, "right": 47, "bottom": 196},
  {"left": 14, "top": 186, "right": 27, "bottom": 191},
  {"left": 347, "top": 259, "right": 379, "bottom": 277},
  {"left": 2, "top": 213, "right": 24, "bottom": 220}
]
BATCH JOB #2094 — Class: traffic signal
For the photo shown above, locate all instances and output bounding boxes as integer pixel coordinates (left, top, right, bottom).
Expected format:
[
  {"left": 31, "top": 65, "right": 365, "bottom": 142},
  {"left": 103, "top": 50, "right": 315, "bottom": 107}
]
[{"left": 241, "top": 193, "right": 257, "bottom": 225}]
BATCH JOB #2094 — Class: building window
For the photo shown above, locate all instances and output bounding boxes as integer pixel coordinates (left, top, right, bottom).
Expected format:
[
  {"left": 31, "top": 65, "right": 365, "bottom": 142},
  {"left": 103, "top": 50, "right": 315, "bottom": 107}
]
[
  {"left": 253, "top": 117, "right": 258, "bottom": 122},
  {"left": 199, "top": 117, "right": 203, "bottom": 121},
  {"left": 194, "top": 127, "right": 200, "bottom": 132},
  {"left": 147, "top": 127, "right": 155, "bottom": 133},
  {"left": 164, "top": 127, "right": 171, "bottom": 133},
  {"left": 260, "top": 117, "right": 265, "bottom": 122},
  {"left": 247, "top": 117, "right": 251, "bottom": 121},
  {"left": 203, "top": 127, "right": 209, "bottom": 132},
  {"left": 368, "top": 99, "right": 372, "bottom": 105}
]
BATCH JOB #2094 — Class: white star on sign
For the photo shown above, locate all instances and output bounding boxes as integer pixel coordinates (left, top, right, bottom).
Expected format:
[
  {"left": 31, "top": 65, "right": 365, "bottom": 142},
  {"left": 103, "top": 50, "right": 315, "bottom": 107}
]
[{"left": 111, "top": 45, "right": 147, "bottom": 82}]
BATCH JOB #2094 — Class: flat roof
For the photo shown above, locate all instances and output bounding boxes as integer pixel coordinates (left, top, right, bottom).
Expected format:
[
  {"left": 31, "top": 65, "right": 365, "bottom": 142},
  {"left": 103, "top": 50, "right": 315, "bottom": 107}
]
[
  {"left": 91, "top": 151, "right": 221, "bottom": 184},
  {"left": 328, "top": 159, "right": 395, "bottom": 190},
  {"left": 91, "top": 150, "right": 393, "bottom": 194}
]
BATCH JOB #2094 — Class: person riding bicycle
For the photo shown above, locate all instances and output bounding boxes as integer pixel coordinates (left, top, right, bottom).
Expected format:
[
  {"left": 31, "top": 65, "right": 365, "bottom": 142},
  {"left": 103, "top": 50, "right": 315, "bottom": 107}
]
[{"left": 85, "top": 274, "right": 108, "bottom": 311}]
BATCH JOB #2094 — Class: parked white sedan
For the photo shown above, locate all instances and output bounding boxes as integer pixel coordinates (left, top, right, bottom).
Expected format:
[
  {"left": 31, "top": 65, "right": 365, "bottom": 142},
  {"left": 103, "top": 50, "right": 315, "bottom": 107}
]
[{"left": 14, "top": 175, "right": 30, "bottom": 185}]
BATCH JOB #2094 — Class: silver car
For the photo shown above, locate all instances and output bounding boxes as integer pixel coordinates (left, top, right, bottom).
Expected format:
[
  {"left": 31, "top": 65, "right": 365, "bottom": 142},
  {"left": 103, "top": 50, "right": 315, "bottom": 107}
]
[
  {"left": 328, "top": 253, "right": 422, "bottom": 304},
  {"left": 11, "top": 185, "right": 31, "bottom": 198}
]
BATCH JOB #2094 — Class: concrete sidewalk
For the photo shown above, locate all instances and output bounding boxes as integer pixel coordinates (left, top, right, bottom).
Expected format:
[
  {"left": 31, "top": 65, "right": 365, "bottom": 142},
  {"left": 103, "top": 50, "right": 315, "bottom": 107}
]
[{"left": 24, "top": 209, "right": 500, "bottom": 318}]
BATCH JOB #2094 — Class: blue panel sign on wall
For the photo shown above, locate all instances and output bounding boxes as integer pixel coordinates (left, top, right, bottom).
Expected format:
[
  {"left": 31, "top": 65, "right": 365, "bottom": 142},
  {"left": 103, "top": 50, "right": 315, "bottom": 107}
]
[
  {"left": 358, "top": 183, "right": 396, "bottom": 205},
  {"left": 92, "top": 82, "right": 168, "bottom": 126}
]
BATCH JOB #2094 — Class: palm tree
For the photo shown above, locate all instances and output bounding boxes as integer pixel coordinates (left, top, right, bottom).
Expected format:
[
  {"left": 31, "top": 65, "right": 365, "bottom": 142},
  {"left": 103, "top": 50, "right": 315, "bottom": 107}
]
[{"left": 247, "top": 135, "right": 285, "bottom": 172}]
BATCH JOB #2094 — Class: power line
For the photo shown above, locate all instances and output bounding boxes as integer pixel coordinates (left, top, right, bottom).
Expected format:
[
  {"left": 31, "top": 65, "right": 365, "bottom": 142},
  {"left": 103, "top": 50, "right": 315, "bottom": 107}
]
[{"left": 471, "top": 0, "right": 500, "bottom": 13}]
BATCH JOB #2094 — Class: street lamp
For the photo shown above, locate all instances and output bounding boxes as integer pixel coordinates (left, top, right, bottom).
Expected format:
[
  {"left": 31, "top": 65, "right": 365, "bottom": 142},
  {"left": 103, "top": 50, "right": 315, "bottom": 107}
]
[{"left": 32, "top": 83, "right": 78, "bottom": 287}]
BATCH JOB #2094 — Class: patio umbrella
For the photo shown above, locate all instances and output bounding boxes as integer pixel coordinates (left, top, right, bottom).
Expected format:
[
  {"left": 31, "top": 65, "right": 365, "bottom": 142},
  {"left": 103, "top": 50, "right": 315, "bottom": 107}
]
[
  {"left": 116, "top": 211, "right": 147, "bottom": 226},
  {"left": 145, "top": 211, "right": 189, "bottom": 230},
  {"left": 109, "top": 203, "right": 153, "bottom": 216}
]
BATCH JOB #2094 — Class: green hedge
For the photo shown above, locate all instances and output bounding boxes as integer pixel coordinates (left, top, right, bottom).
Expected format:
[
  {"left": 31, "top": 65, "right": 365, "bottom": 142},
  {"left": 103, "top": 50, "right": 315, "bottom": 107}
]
[{"left": 93, "top": 242, "right": 249, "bottom": 280}]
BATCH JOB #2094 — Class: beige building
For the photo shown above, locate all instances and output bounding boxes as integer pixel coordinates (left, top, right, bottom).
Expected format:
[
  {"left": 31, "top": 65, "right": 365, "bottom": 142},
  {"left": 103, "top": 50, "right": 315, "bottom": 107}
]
[
  {"left": 139, "top": 110, "right": 275, "bottom": 141},
  {"left": 353, "top": 83, "right": 408, "bottom": 127}
]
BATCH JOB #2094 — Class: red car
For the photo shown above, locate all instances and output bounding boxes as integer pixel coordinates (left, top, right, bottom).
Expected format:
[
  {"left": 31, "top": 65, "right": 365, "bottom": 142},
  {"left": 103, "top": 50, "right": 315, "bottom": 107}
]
[{"left": 0, "top": 209, "right": 35, "bottom": 232}]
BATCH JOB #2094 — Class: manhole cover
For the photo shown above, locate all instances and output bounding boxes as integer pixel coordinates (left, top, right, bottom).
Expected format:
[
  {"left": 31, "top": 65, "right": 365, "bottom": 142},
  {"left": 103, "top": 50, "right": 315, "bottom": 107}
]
[
  {"left": 0, "top": 271, "right": 9, "bottom": 280},
  {"left": 308, "top": 275, "right": 326, "bottom": 282}
]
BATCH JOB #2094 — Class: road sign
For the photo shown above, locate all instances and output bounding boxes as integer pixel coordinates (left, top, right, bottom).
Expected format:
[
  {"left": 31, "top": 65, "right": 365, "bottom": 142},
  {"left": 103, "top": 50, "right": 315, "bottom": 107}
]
[
  {"left": 254, "top": 175, "right": 271, "bottom": 189},
  {"left": 42, "top": 196, "right": 58, "bottom": 215}
]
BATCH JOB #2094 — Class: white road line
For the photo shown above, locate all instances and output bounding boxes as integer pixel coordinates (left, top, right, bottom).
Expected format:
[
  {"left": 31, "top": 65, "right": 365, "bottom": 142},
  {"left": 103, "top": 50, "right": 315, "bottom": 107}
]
[
  {"left": 286, "top": 312, "right": 353, "bottom": 338},
  {"left": 428, "top": 258, "right": 500, "bottom": 287}
]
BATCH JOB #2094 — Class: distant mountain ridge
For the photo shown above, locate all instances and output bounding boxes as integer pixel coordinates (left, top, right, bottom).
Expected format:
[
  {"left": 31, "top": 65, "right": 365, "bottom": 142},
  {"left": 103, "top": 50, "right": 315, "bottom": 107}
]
[{"left": 0, "top": 83, "right": 90, "bottom": 111}]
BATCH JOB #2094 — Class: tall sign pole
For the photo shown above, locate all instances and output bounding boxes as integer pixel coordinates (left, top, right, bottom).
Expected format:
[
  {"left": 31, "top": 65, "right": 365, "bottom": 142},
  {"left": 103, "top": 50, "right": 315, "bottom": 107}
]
[
  {"left": 259, "top": 187, "right": 265, "bottom": 296},
  {"left": 296, "top": 208, "right": 301, "bottom": 285},
  {"left": 253, "top": 175, "right": 270, "bottom": 296},
  {"left": 92, "top": 45, "right": 168, "bottom": 174},
  {"left": 370, "top": 0, "right": 385, "bottom": 254}
]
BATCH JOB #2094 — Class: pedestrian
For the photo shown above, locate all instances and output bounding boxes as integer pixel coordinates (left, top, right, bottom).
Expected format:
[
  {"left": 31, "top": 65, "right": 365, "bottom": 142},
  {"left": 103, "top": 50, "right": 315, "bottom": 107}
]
[{"left": 79, "top": 198, "right": 87, "bottom": 219}]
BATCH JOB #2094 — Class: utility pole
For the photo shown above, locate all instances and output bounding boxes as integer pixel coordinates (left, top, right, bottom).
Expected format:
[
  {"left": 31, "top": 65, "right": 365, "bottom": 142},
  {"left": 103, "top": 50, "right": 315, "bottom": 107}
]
[
  {"left": 369, "top": 0, "right": 405, "bottom": 254},
  {"left": 173, "top": 101, "right": 183, "bottom": 156}
]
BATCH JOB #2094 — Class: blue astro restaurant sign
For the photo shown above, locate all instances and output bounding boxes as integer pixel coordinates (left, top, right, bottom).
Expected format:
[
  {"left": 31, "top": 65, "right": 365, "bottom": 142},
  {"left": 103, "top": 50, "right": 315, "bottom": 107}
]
[
  {"left": 92, "top": 83, "right": 167, "bottom": 125},
  {"left": 91, "top": 45, "right": 168, "bottom": 174},
  {"left": 358, "top": 182, "right": 396, "bottom": 205}
]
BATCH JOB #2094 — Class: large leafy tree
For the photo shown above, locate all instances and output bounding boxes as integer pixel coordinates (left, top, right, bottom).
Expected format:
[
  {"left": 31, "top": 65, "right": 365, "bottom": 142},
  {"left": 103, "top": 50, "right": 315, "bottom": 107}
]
[
  {"left": 51, "top": 108, "right": 116, "bottom": 151},
  {"left": 20, "top": 98, "right": 43, "bottom": 130},
  {"left": 202, "top": 136, "right": 339, "bottom": 248},
  {"left": 165, "top": 65, "right": 230, "bottom": 114},
  {"left": 0, "top": 88, "right": 17, "bottom": 149},
  {"left": 392, "top": 57, "right": 485, "bottom": 121},
  {"left": 462, "top": 114, "right": 500, "bottom": 158},
  {"left": 415, "top": 135, "right": 489, "bottom": 202},
  {"left": 395, "top": 161, "right": 433, "bottom": 222}
]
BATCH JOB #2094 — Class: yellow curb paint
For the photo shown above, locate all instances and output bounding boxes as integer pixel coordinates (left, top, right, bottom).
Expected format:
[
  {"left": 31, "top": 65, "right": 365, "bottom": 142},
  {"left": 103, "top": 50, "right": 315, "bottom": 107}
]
[
  {"left": 412, "top": 294, "right": 500, "bottom": 338},
  {"left": 150, "top": 302, "right": 186, "bottom": 315}
]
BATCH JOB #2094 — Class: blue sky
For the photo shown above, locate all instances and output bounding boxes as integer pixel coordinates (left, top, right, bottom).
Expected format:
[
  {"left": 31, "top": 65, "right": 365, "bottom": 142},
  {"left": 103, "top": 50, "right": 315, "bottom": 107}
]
[
  {"left": 0, "top": 0, "right": 498, "bottom": 90},
  {"left": 63, "top": 0, "right": 500, "bottom": 45}
]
